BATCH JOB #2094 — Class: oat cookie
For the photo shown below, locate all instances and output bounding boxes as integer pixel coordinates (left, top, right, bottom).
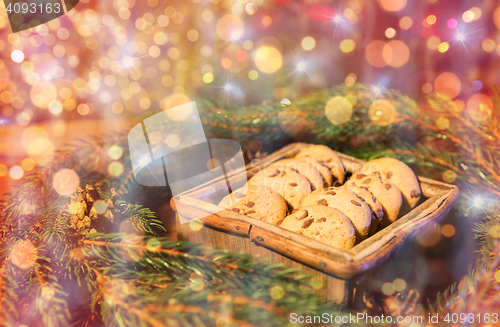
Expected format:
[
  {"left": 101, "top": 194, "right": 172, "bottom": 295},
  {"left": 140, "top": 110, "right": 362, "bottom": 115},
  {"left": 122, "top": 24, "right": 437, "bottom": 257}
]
[
  {"left": 297, "top": 157, "right": 334, "bottom": 188},
  {"left": 218, "top": 184, "right": 249, "bottom": 208},
  {"left": 218, "top": 184, "right": 288, "bottom": 225},
  {"left": 248, "top": 165, "right": 311, "bottom": 209},
  {"left": 344, "top": 184, "right": 384, "bottom": 236},
  {"left": 356, "top": 158, "right": 421, "bottom": 212},
  {"left": 270, "top": 159, "right": 324, "bottom": 191},
  {"left": 347, "top": 171, "right": 403, "bottom": 229},
  {"left": 279, "top": 205, "right": 356, "bottom": 250},
  {"left": 295, "top": 145, "right": 345, "bottom": 184},
  {"left": 299, "top": 187, "right": 372, "bottom": 242}
]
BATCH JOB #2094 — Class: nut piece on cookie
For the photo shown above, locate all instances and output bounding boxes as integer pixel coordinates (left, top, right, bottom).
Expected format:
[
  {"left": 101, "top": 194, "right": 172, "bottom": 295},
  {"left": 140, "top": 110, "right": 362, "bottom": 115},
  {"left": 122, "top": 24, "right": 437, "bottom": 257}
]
[
  {"left": 356, "top": 158, "right": 421, "bottom": 212},
  {"left": 347, "top": 171, "right": 403, "bottom": 229},
  {"left": 270, "top": 159, "right": 324, "bottom": 191},
  {"left": 299, "top": 187, "right": 372, "bottom": 243},
  {"left": 218, "top": 184, "right": 249, "bottom": 208},
  {"left": 218, "top": 185, "right": 288, "bottom": 225},
  {"left": 295, "top": 157, "right": 334, "bottom": 188},
  {"left": 343, "top": 184, "right": 384, "bottom": 236},
  {"left": 279, "top": 205, "right": 356, "bottom": 250},
  {"left": 248, "top": 165, "right": 311, "bottom": 209},
  {"left": 295, "top": 145, "right": 345, "bottom": 184}
]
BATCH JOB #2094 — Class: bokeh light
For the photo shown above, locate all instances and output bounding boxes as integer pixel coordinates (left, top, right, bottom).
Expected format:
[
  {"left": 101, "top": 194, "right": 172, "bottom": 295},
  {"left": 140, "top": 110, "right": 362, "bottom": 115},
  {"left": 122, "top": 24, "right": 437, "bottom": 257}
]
[
  {"left": 93, "top": 200, "right": 108, "bottom": 214},
  {"left": 0, "top": 164, "right": 7, "bottom": 177},
  {"left": 254, "top": 46, "right": 282, "bottom": 74},
  {"left": 11, "top": 50, "right": 24, "bottom": 63},
  {"left": 442, "top": 224, "right": 456, "bottom": 237},
  {"left": 365, "top": 40, "right": 387, "bottom": 67},
  {"left": 437, "top": 42, "right": 450, "bottom": 53},
  {"left": 340, "top": 39, "right": 356, "bottom": 53},
  {"left": 21, "top": 158, "right": 35, "bottom": 171},
  {"left": 436, "top": 117, "right": 450, "bottom": 130},
  {"left": 434, "top": 72, "right": 461, "bottom": 99},
  {"left": 301, "top": 36, "right": 316, "bottom": 51},
  {"left": 393, "top": 278, "right": 406, "bottom": 291},
  {"left": 9, "top": 166, "right": 23, "bottom": 180},
  {"left": 426, "top": 15, "right": 437, "bottom": 26},
  {"left": 385, "top": 28, "right": 396, "bottom": 38},
  {"left": 466, "top": 94, "right": 492, "bottom": 122},
  {"left": 482, "top": 39, "right": 496, "bottom": 52},
  {"left": 270, "top": 285, "right": 285, "bottom": 300},
  {"left": 442, "top": 169, "right": 456, "bottom": 183},
  {"left": 447, "top": 18, "right": 457, "bottom": 29},
  {"left": 379, "top": 0, "right": 407, "bottom": 12},
  {"left": 53, "top": 169, "right": 80, "bottom": 196},
  {"left": 216, "top": 15, "right": 244, "bottom": 41},
  {"left": 382, "top": 282, "right": 395, "bottom": 295},
  {"left": 462, "top": 10, "right": 474, "bottom": 23},
  {"left": 108, "top": 145, "right": 123, "bottom": 160},
  {"left": 325, "top": 96, "right": 353, "bottom": 125},
  {"left": 108, "top": 162, "right": 125, "bottom": 177},
  {"left": 399, "top": 16, "right": 413, "bottom": 30},
  {"left": 383, "top": 40, "right": 410, "bottom": 67},
  {"left": 368, "top": 99, "right": 396, "bottom": 126},
  {"left": 10, "top": 240, "right": 37, "bottom": 269}
]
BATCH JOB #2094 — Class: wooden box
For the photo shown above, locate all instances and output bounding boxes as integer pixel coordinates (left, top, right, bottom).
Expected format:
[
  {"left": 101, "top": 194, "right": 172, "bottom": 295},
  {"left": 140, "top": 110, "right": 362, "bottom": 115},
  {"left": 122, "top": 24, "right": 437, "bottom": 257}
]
[{"left": 172, "top": 143, "right": 459, "bottom": 305}]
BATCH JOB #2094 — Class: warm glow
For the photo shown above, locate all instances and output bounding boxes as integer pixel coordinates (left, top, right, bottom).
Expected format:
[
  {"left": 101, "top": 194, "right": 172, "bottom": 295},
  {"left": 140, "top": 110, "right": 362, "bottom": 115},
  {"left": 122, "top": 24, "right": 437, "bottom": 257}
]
[
  {"left": 462, "top": 10, "right": 474, "bottom": 23},
  {"left": 426, "top": 15, "right": 437, "bottom": 25},
  {"left": 325, "top": 96, "right": 353, "bottom": 125},
  {"left": 494, "top": 7, "right": 500, "bottom": 29},
  {"left": 399, "top": 16, "right": 413, "bottom": 30},
  {"left": 379, "top": 0, "right": 407, "bottom": 12},
  {"left": 482, "top": 39, "right": 496, "bottom": 52},
  {"left": 53, "top": 169, "right": 80, "bottom": 196},
  {"left": 447, "top": 18, "right": 458, "bottom": 29},
  {"left": 9, "top": 166, "right": 23, "bottom": 180},
  {"left": 301, "top": 36, "right": 316, "bottom": 51},
  {"left": 383, "top": 40, "right": 410, "bottom": 67},
  {"left": 368, "top": 99, "right": 396, "bottom": 126},
  {"left": 434, "top": 72, "right": 461, "bottom": 99},
  {"left": 254, "top": 46, "right": 283, "bottom": 74},
  {"left": 385, "top": 28, "right": 396, "bottom": 38},
  {"left": 437, "top": 42, "right": 450, "bottom": 53},
  {"left": 216, "top": 15, "right": 244, "bottom": 41},
  {"left": 365, "top": 40, "right": 387, "bottom": 67},
  {"left": 467, "top": 94, "right": 492, "bottom": 122},
  {"left": 442, "top": 224, "right": 456, "bottom": 237},
  {"left": 340, "top": 39, "right": 356, "bottom": 53},
  {"left": 422, "top": 83, "right": 433, "bottom": 93}
]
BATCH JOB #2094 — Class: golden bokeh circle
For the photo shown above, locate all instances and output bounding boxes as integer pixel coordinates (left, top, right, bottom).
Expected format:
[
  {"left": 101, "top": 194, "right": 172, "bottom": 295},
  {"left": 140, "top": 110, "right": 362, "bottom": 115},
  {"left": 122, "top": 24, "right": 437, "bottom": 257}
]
[
  {"left": 325, "top": 96, "right": 353, "bottom": 125},
  {"left": 368, "top": 99, "right": 396, "bottom": 126}
]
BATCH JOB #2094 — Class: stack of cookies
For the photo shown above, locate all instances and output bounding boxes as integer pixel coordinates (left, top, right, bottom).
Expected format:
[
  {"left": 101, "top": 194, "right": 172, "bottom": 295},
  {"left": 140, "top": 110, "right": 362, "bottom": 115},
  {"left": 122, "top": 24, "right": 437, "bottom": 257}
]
[{"left": 218, "top": 144, "right": 422, "bottom": 250}]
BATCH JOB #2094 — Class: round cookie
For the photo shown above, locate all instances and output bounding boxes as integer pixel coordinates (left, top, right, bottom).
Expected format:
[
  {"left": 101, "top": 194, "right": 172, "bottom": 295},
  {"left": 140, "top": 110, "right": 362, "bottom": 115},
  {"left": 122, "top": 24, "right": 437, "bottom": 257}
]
[
  {"left": 218, "top": 184, "right": 249, "bottom": 208},
  {"left": 270, "top": 159, "right": 324, "bottom": 191},
  {"left": 248, "top": 165, "right": 311, "bottom": 209},
  {"left": 218, "top": 185, "right": 288, "bottom": 225},
  {"left": 295, "top": 145, "right": 345, "bottom": 184},
  {"left": 348, "top": 171, "right": 403, "bottom": 229},
  {"left": 356, "top": 158, "right": 421, "bottom": 212},
  {"left": 299, "top": 187, "right": 372, "bottom": 242},
  {"left": 297, "top": 157, "right": 334, "bottom": 188},
  {"left": 279, "top": 205, "right": 356, "bottom": 250},
  {"left": 344, "top": 184, "right": 384, "bottom": 236}
]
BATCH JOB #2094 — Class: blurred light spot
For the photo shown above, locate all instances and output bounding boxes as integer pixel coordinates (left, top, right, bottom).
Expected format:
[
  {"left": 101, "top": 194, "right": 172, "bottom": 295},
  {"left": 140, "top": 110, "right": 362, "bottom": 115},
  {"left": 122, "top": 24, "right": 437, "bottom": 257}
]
[
  {"left": 473, "top": 196, "right": 484, "bottom": 207},
  {"left": 467, "top": 94, "right": 492, "bottom": 122},
  {"left": 482, "top": 39, "right": 496, "bottom": 52},
  {"left": 202, "top": 73, "right": 214, "bottom": 84},
  {"left": 422, "top": 83, "right": 433, "bottom": 93},
  {"left": 417, "top": 225, "right": 442, "bottom": 247},
  {"left": 434, "top": 72, "right": 461, "bottom": 99},
  {"left": 248, "top": 70, "right": 258, "bottom": 80},
  {"left": 21, "top": 158, "right": 35, "bottom": 171},
  {"left": 471, "top": 80, "right": 483, "bottom": 91},
  {"left": 146, "top": 238, "right": 161, "bottom": 252},
  {"left": 442, "top": 224, "right": 456, "bottom": 237},
  {"left": 310, "top": 276, "right": 324, "bottom": 290},
  {"left": 385, "top": 28, "right": 396, "bottom": 38},
  {"left": 426, "top": 15, "right": 437, "bottom": 25},
  {"left": 494, "top": 7, "right": 500, "bottom": 29},
  {"left": 399, "top": 16, "right": 413, "bottom": 30},
  {"left": 379, "top": 0, "right": 407, "bottom": 12},
  {"left": 221, "top": 58, "right": 232, "bottom": 69},
  {"left": 340, "top": 39, "right": 356, "bottom": 53},
  {"left": 262, "top": 16, "right": 272, "bottom": 26},
  {"left": 383, "top": 40, "right": 410, "bottom": 67},
  {"left": 280, "top": 98, "right": 291, "bottom": 107},
  {"left": 189, "top": 220, "right": 203, "bottom": 231},
  {"left": 442, "top": 169, "right": 456, "bottom": 183},
  {"left": 494, "top": 269, "right": 500, "bottom": 282},
  {"left": 427, "top": 36, "right": 441, "bottom": 50},
  {"left": 489, "top": 225, "right": 500, "bottom": 238},
  {"left": 53, "top": 169, "right": 79, "bottom": 195},
  {"left": 393, "top": 278, "right": 406, "bottom": 291},
  {"left": 11, "top": 240, "right": 37, "bottom": 269},
  {"left": 93, "top": 200, "right": 107, "bottom": 214},
  {"left": 436, "top": 117, "right": 450, "bottom": 130},
  {"left": 108, "top": 162, "right": 125, "bottom": 177},
  {"left": 270, "top": 285, "right": 285, "bottom": 300},
  {"left": 365, "top": 40, "right": 387, "bottom": 67},
  {"left": 470, "top": 7, "right": 481, "bottom": 20},
  {"left": 166, "top": 134, "right": 180, "bottom": 149},
  {"left": 369, "top": 99, "right": 396, "bottom": 126},
  {"left": 437, "top": 42, "right": 450, "bottom": 53},
  {"left": 462, "top": 10, "right": 474, "bottom": 23},
  {"left": 108, "top": 145, "right": 123, "bottom": 160},
  {"left": 11, "top": 50, "right": 24, "bottom": 63},
  {"left": 301, "top": 36, "right": 316, "bottom": 51},
  {"left": 382, "top": 282, "right": 395, "bottom": 295},
  {"left": 9, "top": 166, "right": 23, "bottom": 180},
  {"left": 254, "top": 46, "right": 282, "bottom": 74},
  {"left": 447, "top": 18, "right": 457, "bottom": 29},
  {"left": 216, "top": 15, "right": 244, "bottom": 41},
  {"left": 325, "top": 96, "right": 353, "bottom": 125},
  {"left": 48, "top": 101, "right": 63, "bottom": 115},
  {"left": 345, "top": 73, "right": 357, "bottom": 86}
]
